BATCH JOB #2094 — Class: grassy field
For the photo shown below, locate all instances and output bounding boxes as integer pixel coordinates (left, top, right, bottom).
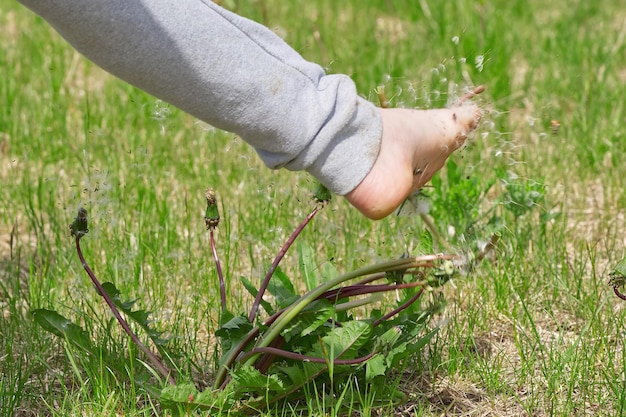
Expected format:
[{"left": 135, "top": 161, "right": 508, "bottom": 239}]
[{"left": 1, "top": 0, "right": 626, "bottom": 415}]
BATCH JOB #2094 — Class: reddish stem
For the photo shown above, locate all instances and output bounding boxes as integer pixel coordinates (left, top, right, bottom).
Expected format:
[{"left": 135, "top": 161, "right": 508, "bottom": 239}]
[
  {"left": 240, "top": 347, "right": 376, "bottom": 366},
  {"left": 75, "top": 236, "right": 175, "bottom": 385},
  {"left": 210, "top": 229, "right": 227, "bottom": 311},
  {"left": 322, "top": 281, "right": 426, "bottom": 301},
  {"left": 614, "top": 285, "right": 626, "bottom": 301},
  {"left": 372, "top": 288, "right": 425, "bottom": 327},
  {"left": 248, "top": 205, "right": 320, "bottom": 322}
]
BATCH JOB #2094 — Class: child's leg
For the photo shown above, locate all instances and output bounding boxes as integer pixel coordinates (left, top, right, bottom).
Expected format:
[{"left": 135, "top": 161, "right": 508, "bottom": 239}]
[
  {"left": 18, "top": 0, "right": 481, "bottom": 218},
  {"left": 18, "top": 0, "right": 381, "bottom": 196}
]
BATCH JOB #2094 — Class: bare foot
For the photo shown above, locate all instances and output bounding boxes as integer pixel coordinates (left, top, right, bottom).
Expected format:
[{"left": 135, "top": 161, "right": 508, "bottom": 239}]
[{"left": 346, "top": 103, "right": 482, "bottom": 219}]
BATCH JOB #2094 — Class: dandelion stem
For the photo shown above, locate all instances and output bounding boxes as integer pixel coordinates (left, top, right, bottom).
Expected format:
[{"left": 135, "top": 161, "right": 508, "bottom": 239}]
[
  {"left": 204, "top": 188, "right": 226, "bottom": 311},
  {"left": 248, "top": 205, "right": 320, "bottom": 322},
  {"left": 239, "top": 347, "right": 375, "bottom": 365},
  {"left": 376, "top": 85, "right": 390, "bottom": 108},
  {"left": 614, "top": 285, "right": 626, "bottom": 301},
  {"left": 453, "top": 85, "right": 485, "bottom": 107},
  {"left": 210, "top": 229, "right": 227, "bottom": 311},
  {"left": 75, "top": 235, "right": 175, "bottom": 385},
  {"left": 372, "top": 288, "right": 425, "bottom": 327}
]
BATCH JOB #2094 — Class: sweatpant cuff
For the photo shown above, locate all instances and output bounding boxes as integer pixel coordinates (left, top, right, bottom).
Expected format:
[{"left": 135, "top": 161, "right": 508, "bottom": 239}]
[{"left": 304, "top": 97, "right": 382, "bottom": 196}]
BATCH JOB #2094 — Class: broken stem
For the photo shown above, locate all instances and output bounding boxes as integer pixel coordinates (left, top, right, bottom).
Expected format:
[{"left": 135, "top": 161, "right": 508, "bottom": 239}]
[
  {"left": 614, "top": 285, "right": 626, "bottom": 301},
  {"left": 453, "top": 85, "right": 485, "bottom": 107}
]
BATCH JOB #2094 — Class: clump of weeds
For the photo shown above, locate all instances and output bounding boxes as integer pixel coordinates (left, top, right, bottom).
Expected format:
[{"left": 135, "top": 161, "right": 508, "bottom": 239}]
[{"left": 32, "top": 85, "right": 548, "bottom": 415}]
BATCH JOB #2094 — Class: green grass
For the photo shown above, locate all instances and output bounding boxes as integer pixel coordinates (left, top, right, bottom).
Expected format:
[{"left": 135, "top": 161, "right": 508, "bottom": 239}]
[{"left": 1, "top": 0, "right": 626, "bottom": 415}]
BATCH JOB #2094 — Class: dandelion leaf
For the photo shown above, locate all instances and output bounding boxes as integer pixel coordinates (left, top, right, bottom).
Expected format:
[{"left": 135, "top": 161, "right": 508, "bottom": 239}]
[
  {"left": 32, "top": 309, "right": 94, "bottom": 352},
  {"left": 240, "top": 276, "right": 273, "bottom": 315},
  {"left": 298, "top": 242, "right": 320, "bottom": 290}
]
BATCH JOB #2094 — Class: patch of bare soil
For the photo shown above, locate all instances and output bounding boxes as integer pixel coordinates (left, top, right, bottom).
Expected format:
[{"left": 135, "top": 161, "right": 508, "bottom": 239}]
[{"left": 392, "top": 371, "right": 531, "bottom": 417}]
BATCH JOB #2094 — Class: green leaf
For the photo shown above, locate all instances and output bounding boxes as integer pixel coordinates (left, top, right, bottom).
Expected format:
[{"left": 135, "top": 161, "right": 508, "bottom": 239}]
[
  {"left": 500, "top": 175, "right": 545, "bottom": 219},
  {"left": 160, "top": 382, "right": 198, "bottom": 405},
  {"left": 301, "top": 301, "right": 335, "bottom": 337},
  {"left": 159, "top": 382, "right": 199, "bottom": 414},
  {"left": 417, "top": 229, "right": 434, "bottom": 255},
  {"left": 101, "top": 282, "right": 169, "bottom": 346},
  {"left": 379, "top": 326, "right": 402, "bottom": 347},
  {"left": 218, "top": 313, "right": 251, "bottom": 332},
  {"left": 403, "top": 328, "right": 438, "bottom": 359},
  {"left": 266, "top": 267, "right": 298, "bottom": 308},
  {"left": 320, "top": 320, "right": 372, "bottom": 360},
  {"left": 275, "top": 361, "right": 320, "bottom": 386},
  {"left": 612, "top": 257, "right": 626, "bottom": 278},
  {"left": 298, "top": 242, "right": 320, "bottom": 291},
  {"left": 216, "top": 312, "right": 253, "bottom": 361},
  {"left": 428, "top": 160, "right": 497, "bottom": 243},
  {"left": 609, "top": 256, "right": 626, "bottom": 287},
  {"left": 371, "top": 317, "right": 437, "bottom": 370},
  {"left": 231, "top": 365, "right": 284, "bottom": 394},
  {"left": 320, "top": 261, "right": 339, "bottom": 282},
  {"left": 282, "top": 299, "right": 335, "bottom": 342},
  {"left": 194, "top": 387, "right": 232, "bottom": 408},
  {"left": 240, "top": 276, "right": 273, "bottom": 315},
  {"left": 272, "top": 266, "right": 295, "bottom": 294},
  {"left": 32, "top": 309, "right": 94, "bottom": 352},
  {"left": 365, "top": 354, "right": 385, "bottom": 382}
]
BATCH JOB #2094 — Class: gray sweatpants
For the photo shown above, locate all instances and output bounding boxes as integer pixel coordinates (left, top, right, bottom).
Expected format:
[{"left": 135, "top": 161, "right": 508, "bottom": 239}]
[{"left": 18, "top": 0, "right": 382, "bottom": 195}]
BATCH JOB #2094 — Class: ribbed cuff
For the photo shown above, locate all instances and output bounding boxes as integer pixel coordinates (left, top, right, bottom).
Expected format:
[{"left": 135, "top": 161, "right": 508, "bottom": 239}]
[{"left": 303, "top": 97, "right": 382, "bottom": 196}]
